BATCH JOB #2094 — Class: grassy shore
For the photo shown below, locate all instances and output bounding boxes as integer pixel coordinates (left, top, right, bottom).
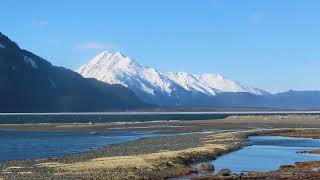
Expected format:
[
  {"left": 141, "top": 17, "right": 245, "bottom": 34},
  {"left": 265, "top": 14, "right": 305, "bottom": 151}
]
[
  {"left": 1, "top": 115, "right": 320, "bottom": 179},
  {"left": 2, "top": 128, "right": 320, "bottom": 179},
  {"left": 0, "top": 131, "right": 247, "bottom": 179}
]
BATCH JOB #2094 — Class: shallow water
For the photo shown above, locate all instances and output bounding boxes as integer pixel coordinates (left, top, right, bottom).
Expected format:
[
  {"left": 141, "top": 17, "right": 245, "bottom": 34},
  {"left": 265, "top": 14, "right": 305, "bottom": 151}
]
[
  {"left": 0, "top": 111, "right": 319, "bottom": 124},
  {"left": 212, "top": 136, "right": 320, "bottom": 173},
  {"left": 0, "top": 113, "right": 229, "bottom": 124},
  {"left": 0, "top": 129, "right": 155, "bottom": 161}
]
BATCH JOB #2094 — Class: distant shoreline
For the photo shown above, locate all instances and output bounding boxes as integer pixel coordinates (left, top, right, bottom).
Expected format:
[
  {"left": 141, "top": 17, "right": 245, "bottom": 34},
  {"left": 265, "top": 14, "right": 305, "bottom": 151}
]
[
  {"left": 1, "top": 110, "right": 320, "bottom": 115},
  {"left": 1, "top": 114, "right": 320, "bottom": 132},
  {"left": 1, "top": 112, "right": 320, "bottom": 125}
]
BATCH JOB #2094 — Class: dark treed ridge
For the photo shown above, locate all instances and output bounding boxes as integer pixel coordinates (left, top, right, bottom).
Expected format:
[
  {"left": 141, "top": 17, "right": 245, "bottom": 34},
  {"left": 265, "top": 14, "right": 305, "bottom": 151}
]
[{"left": 0, "top": 32, "right": 148, "bottom": 112}]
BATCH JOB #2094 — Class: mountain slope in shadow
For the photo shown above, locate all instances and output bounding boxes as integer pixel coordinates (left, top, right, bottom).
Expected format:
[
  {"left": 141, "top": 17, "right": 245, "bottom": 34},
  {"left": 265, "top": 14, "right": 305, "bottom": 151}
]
[{"left": 0, "top": 32, "right": 147, "bottom": 112}]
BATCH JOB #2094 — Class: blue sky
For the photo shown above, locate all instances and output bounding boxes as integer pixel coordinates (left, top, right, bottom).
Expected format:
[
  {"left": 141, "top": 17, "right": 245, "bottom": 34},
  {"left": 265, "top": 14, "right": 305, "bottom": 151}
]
[{"left": 1, "top": 0, "right": 320, "bottom": 92}]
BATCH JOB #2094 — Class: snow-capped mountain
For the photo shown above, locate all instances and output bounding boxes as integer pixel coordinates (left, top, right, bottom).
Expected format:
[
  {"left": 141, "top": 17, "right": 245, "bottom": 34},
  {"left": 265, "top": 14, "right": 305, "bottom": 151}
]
[
  {"left": 0, "top": 32, "right": 145, "bottom": 112},
  {"left": 77, "top": 51, "right": 267, "bottom": 105}
]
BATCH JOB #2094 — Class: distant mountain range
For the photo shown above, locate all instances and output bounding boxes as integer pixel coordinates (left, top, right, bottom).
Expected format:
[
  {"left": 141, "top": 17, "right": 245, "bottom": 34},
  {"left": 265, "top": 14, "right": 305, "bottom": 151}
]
[
  {"left": 78, "top": 51, "right": 320, "bottom": 109},
  {"left": 0, "top": 32, "right": 146, "bottom": 112},
  {"left": 77, "top": 51, "right": 267, "bottom": 105},
  {"left": 1, "top": 31, "right": 320, "bottom": 112}
]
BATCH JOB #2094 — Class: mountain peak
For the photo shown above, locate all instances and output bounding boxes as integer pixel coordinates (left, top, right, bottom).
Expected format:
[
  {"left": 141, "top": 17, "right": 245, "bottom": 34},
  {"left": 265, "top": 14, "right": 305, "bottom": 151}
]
[
  {"left": 77, "top": 50, "right": 138, "bottom": 85},
  {"left": 0, "top": 32, "right": 145, "bottom": 112},
  {"left": 92, "top": 50, "right": 131, "bottom": 63},
  {"left": 113, "top": 51, "right": 127, "bottom": 58},
  {"left": 78, "top": 51, "right": 267, "bottom": 105},
  {"left": 94, "top": 50, "right": 112, "bottom": 60}
]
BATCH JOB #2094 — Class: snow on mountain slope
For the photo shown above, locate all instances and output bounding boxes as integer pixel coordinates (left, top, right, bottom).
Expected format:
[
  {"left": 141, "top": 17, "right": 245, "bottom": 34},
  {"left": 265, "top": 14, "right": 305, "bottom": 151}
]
[
  {"left": 196, "top": 74, "right": 265, "bottom": 95},
  {"left": 77, "top": 51, "right": 267, "bottom": 104},
  {"left": 164, "top": 72, "right": 217, "bottom": 95},
  {"left": 78, "top": 51, "right": 176, "bottom": 96},
  {"left": 0, "top": 43, "right": 5, "bottom": 48},
  {"left": 24, "top": 55, "right": 38, "bottom": 69}
]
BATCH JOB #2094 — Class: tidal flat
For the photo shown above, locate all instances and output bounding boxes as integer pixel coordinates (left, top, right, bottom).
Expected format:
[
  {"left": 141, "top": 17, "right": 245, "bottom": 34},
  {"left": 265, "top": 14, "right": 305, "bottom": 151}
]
[{"left": 1, "top": 115, "right": 320, "bottom": 179}]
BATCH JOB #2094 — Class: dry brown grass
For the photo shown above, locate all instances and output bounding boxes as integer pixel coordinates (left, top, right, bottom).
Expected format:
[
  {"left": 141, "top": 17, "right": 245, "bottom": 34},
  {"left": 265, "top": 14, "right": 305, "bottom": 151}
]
[
  {"left": 38, "top": 141, "right": 229, "bottom": 171},
  {"left": 36, "top": 132, "right": 244, "bottom": 179},
  {"left": 6, "top": 128, "right": 320, "bottom": 180}
]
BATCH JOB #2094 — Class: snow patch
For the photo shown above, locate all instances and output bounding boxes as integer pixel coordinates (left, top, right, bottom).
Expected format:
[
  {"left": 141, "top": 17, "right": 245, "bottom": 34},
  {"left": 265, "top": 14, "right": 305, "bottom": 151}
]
[
  {"left": 141, "top": 83, "right": 155, "bottom": 95},
  {"left": 24, "top": 56, "right": 38, "bottom": 69},
  {"left": 49, "top": 79, "right": 57, "bottom": 88},
  {"left": 0, "top": 42, "right": 5, "bottom": 48}
]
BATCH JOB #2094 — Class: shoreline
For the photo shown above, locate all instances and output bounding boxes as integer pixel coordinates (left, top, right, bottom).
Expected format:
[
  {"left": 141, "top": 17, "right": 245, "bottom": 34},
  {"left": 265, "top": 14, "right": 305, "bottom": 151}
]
[
  {"left": 2, "top": 128, "right": 320, "bottom": 179},
  {"left": 0, "top": 130, "right": 248, "bottom": 179},
  {"left": 1, "top": 115, "right": 320, "bottom": 179},
  {"left": 2, "top": 114, "right": 320, "bottom": 133}
]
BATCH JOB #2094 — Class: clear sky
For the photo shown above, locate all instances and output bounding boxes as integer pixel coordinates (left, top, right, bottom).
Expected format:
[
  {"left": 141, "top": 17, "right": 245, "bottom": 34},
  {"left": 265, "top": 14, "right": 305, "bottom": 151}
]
[{"left": 1, "top": 0, "right": 319, "bottom": 93}]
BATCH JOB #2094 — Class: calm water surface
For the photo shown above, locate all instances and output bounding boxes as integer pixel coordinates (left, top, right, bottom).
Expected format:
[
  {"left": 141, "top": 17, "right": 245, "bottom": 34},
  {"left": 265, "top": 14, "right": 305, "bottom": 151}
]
[
  {"left": 0, "top": 112, "right": 319, "bottom": 124},
  {"left": 0, "top": 113, "right": 229, "bottom": 124},
  {"left": 212, "top": 136, "right": 320, "bottom": 173},
  {"left": 0, "top": 129, "right": 155, "bottom": 161}
]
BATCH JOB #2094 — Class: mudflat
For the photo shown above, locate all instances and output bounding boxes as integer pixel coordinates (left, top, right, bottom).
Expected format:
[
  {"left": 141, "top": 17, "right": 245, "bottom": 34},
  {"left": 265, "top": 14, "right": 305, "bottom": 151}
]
[
  {"left": 1, "top": 114, "right": 320, "bottom": 133},
  {"left": 1, "top": 115, "right": 320, "bottom": 179}
]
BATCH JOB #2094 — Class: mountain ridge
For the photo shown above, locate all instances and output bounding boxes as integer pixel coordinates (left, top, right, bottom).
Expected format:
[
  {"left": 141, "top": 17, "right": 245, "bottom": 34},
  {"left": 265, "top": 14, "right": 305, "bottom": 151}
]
[
  {"left": 77, "top": 51, "right": 267, "bottom": 105},
  {"left": 2, "top": 32, "right": 320, "bottom": 111},
  {"left": 0, "top": 32, "right": 146, "bottom": 112}
]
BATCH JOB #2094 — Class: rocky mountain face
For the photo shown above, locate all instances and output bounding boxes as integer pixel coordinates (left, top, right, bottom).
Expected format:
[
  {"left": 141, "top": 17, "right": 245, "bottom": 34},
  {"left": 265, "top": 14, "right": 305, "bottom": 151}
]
[{"left": 0, "top": 33, "right": 146, "bottom": 112}]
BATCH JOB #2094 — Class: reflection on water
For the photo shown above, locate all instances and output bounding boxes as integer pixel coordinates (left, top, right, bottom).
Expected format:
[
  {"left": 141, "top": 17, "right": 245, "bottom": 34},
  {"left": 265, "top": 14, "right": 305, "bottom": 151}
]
[
  {"left": 212, "top": 136, "right": 320, "bottom": 173},
  {"left": 0, "top": 130, "right": 154, "bottom": 161}
]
